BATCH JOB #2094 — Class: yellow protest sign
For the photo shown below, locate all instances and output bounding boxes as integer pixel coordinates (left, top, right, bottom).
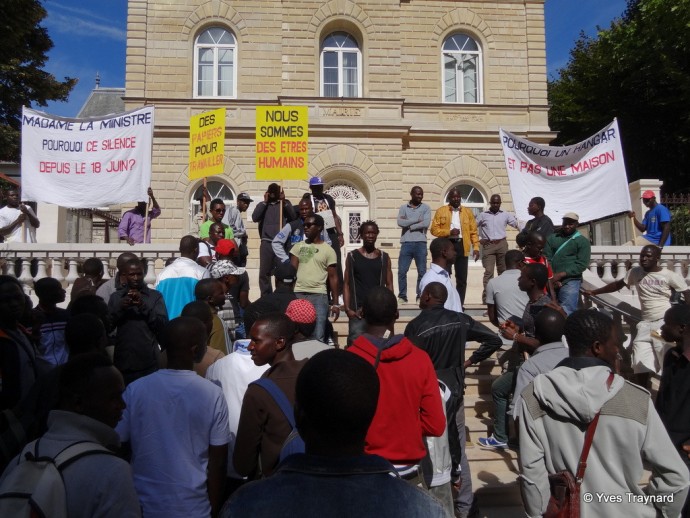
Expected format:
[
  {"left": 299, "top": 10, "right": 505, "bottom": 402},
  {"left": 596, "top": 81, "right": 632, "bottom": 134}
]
[
  {"left": 256, "top": 106, "right": 308, "bottom": 180},
  {"left": 189, "top": 108, "right": 225, "bottom": 180}
]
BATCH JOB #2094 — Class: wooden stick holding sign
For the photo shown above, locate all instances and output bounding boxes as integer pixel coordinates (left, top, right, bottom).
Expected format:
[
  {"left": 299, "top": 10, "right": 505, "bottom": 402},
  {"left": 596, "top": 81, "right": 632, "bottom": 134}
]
[{"left": 143, "top": 187, "right": 152, "bottom": 244}]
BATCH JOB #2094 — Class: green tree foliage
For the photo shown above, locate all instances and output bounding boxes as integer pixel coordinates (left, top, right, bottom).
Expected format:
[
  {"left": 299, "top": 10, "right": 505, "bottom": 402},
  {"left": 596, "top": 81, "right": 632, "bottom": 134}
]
[
  {"left": 548, "top": 0, "right": 690, "bottom": 193},
  {"left": 0, "top": 0, "right": 76, "bottom": 162}
]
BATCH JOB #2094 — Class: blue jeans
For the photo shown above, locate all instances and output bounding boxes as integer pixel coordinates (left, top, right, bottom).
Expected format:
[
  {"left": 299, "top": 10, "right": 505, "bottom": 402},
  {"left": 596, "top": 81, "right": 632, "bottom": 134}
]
[
  {"left": 347, "top": 315, "right": 367, "bottom": 347},
  {"left": 557, "top": 279, "right": 581, "bottom": 315},
  {"left": 296, "top": 292, "right": 328, "bottom": 343},
  {"left": 397, "top": 241, "right": 427, "bottom": 300}
]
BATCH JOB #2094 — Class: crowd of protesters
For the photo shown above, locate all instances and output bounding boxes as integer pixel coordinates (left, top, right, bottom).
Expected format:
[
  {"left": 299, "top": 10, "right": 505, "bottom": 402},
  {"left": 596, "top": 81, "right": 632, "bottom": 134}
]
[{"left": 0, "top": 181, "right": 687, "bottom": 517}]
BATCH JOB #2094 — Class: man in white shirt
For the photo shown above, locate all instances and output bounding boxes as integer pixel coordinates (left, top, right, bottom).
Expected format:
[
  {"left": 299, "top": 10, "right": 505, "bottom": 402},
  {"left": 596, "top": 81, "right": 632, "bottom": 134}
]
[
  {"left": 205, "top": 338, "right": 269, "bottom": 490},
  {"left": 419, "top": 237, "right": 462, "bottom": 313},
  {"left": 0, "top": 188, "right": 40, "bottom": 243},
  {"left": 584, "top": 244, "right": 690, "bottom": 388}
]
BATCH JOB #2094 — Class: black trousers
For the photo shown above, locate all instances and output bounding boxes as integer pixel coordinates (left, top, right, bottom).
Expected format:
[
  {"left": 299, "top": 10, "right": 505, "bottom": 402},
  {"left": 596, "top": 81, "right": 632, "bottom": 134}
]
[{"left": 448, "top": 239, "right": 468, "bottom": 304}]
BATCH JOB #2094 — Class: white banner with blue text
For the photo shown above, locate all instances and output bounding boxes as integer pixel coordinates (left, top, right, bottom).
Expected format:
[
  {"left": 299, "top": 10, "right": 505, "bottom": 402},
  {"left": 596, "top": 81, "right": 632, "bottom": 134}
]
[
  {"left": 500, "top": 119, "right": 631, "bottom": 225},
  {"left": 21, "top": 106, "right": 154, "bottom": 208}
]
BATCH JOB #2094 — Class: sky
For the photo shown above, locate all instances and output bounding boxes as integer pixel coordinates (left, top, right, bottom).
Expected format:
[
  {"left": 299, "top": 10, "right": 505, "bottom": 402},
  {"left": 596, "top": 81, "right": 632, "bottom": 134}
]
[{"left": 41, "top": 0, "right": 628, "bottom": 117}]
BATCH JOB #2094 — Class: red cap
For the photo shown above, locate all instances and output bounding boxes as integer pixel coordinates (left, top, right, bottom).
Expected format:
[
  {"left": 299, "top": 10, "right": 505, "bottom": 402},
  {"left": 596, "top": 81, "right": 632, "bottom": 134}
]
[
  {"left": 641, "top": 190, "right": 656, "bottom": 199},
  {"left": 215, "top": 239, "right": 237, "bottom": 256}
]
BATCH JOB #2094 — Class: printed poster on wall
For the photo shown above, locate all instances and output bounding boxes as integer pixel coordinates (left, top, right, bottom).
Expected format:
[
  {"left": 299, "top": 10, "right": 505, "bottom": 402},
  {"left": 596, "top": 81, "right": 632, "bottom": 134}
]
[
  {"left": 21, "top": 106, "right": 154, "bottom": 208},
  {"left": 500, "top": 119, "right": 631, "bottom": 225},
  {"left": 255, "top": 106, "right": 308, "bottom": 180}
]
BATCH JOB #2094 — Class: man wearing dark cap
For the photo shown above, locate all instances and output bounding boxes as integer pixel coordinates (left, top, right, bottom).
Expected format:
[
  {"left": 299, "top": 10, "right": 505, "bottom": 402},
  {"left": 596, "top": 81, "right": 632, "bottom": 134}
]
[
  {"left": 252, "top": 183, "right": 296, "bottom": 295},
  {"left": 629, "top": 189, "right": 672, "bottom": 248},
  {"left": 307, "top": 177, "right": 344, "bottom": 293},
  {"left": 224, "top": 192, "right": 253, "bottom": 266},
  {"left": 544, "top": 212, "right": 591, "bottom": 315}
]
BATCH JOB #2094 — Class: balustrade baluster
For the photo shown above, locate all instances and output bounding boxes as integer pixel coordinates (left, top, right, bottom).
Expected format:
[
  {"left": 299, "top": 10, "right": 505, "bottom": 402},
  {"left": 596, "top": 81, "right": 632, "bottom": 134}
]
[
  {"left": 51, "top": 258, "right": 65, "bottom": 283},
  {"left": 589, "top": 259, "right": 599, "bottom": 277},
  {"left": 101, "top": 258, "right": 112, "bottom": 280},
  {"left": 144, "top": 258, "right": 156, "bottom": 287},
  {"left": 18, "top": 259, "right": 33, "bottom": 289},
  {"left": 65, "top": 259, "right": 80, "bottom": 288},
  {"left": 34, "top": 258, "right": 48, "bottom": 281},
  {"left": 601, "top": 261, "right": 614, "bottom": 284}
]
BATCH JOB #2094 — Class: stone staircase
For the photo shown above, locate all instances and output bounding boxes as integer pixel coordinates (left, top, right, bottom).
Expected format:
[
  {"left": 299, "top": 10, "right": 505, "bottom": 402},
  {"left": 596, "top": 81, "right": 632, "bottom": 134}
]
[{"left": 331, "top": 303, "right": 525, "bottom": 516}]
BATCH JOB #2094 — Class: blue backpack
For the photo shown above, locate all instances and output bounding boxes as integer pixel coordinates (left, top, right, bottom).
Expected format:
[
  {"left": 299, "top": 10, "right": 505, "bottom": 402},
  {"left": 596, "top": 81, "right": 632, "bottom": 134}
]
[{"left": 251, "top": 378, "right": 305, "bottom": 462}]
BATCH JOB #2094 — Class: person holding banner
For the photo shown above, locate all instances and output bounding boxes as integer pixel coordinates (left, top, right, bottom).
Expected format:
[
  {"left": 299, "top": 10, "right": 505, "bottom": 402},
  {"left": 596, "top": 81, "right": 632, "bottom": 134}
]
[
  {"left": 629, "top": 190, "right": 672, "bottom": 248},
  {"left": 252, "top": 183, "right": 297, "bottom": 296},
  {"left": 0, "top": 188, "right": 40, "bottom": 243},
  {"left": 515, "top": 197, "right": 554, "bottom": 248},
  {"left": 118, "top": 188, "right": 161, "bottom": 245},
  {"left": 430, "top": 187, "right": 480, "bottom": 305},
  {"left": 544, "top": 213, "right": 591, "bottom": 315}
]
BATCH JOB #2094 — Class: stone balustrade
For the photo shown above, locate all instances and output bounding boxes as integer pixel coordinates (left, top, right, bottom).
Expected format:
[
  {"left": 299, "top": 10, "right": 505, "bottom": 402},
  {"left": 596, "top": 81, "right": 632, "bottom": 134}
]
[
  {"left": 587, "top": 246, "right": 690, "bottom": 285},
  {"left": 582, "top": 246, "right": 689, "bottom": 335},
  {"left": 0, "top": 243, "right": 181, "bottom": 292},
  {"left": 2, "top": 243, "right": 689, "bottom": 300}
]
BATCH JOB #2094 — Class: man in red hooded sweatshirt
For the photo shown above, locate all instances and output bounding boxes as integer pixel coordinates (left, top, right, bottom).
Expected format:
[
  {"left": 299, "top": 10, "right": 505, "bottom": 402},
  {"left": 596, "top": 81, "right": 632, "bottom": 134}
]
[{"left": 347, "top": 286, "right": 445, "bottom": 486}]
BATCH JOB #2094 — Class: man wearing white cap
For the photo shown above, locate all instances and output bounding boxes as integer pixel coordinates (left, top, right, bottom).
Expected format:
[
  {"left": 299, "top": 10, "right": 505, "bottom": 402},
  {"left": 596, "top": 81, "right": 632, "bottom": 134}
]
[
  {"left": 544, "top": 212, "right": 591, "bottom": 315},
  {"left": 629, "top": 190, "right": 672, "bottom": 248}
]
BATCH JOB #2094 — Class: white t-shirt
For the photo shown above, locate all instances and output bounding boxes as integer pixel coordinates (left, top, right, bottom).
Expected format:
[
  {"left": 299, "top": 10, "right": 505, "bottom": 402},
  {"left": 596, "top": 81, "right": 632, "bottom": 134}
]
[
  {"left": 116, "top": 369, "right": 230, "bottom": 518},
  {"left": 0, "top": 205, "right": 37, "bottom": 243},
  {"left": 205, "top": 350, "right": 270, "bottom": 478},
  {"left": 625, "top": 267, "right": 688, "bottom": 321}
]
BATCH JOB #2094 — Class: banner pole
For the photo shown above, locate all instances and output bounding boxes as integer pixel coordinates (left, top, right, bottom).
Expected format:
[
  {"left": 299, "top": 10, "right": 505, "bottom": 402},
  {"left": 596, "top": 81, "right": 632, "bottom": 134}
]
[
  {"left": 143, "top": 191, "right": 152, "bottom": 244},
  {"left": 279, "top": 179, "right": 284, "bottom": 226},
  {"left": 202, "top": 177, "right": 208, "bottom": 222},
  {"left": 628, "top": 212, "right": 637, "bottom": 244}
]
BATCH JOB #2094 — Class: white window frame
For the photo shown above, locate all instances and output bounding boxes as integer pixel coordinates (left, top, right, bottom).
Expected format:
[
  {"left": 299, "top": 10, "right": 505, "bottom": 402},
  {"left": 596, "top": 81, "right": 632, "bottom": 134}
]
[
  {"left": 441, "top": 33, "right": 483, "bottom": 104},
  {"left": 194, "top": 27, "right": 237, "bottom": 99},
  {"left": 320, "top": 32, "right": 362, "bottom": 98}
]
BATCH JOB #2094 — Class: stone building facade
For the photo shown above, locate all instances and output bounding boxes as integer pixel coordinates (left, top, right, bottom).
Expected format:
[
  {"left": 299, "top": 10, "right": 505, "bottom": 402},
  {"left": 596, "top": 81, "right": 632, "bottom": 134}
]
[{"left": 124, "top": 0, "right": 552, "bottom": 290}]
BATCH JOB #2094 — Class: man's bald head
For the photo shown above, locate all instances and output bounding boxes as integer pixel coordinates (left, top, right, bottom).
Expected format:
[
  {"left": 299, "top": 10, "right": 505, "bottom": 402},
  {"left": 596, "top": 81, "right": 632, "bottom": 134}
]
[
  {"left": 534, "top": 307, "right": 566, "bottom": 345},
  {"left": 116, "top": 252, "right": 138, "bottom": 271},
  {"left": 161, "top": 316, "right": 208, "bottom": 363},
  {"left": 179, "top": 235, "right": 200, "bottom": 257},
  {"left": 419, "top": 282, "right": 447, "bottom": 309}
]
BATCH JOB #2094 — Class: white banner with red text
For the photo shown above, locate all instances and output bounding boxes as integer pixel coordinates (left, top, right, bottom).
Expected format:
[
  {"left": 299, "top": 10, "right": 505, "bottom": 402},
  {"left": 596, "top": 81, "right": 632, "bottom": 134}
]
[
  {"left": 21, "top": 106, "right": 154, "bottom": 208},
  {"left": 500, "top": 120, "right": 631, "bottom": 225}
]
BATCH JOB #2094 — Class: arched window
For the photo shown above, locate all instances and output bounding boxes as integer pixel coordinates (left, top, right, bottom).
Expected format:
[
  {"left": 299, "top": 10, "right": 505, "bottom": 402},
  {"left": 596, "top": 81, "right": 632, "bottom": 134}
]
[
  {"left": 320, "top": 32, "right": 362, "bottom": 98},
  {"left": 194, "top": 27, "right": 237, "bottom": 98},
  {"left": 445, "top": 184, "right": 486, "bottom": 219},
  {"left": 442, "top": 33, "right": 482, "bottom": 103}
]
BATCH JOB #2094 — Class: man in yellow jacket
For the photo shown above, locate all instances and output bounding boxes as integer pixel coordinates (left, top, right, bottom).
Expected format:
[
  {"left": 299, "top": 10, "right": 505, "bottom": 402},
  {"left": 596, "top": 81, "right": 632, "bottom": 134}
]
[{"left": 430, "top": 187, "right": 480, "bottom": 304}]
